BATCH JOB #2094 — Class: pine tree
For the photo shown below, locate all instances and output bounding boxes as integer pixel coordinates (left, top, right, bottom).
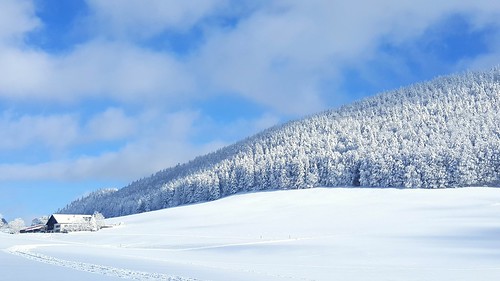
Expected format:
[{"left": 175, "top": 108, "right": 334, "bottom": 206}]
[{"left": 59, "top": 68, "right": 500, "bottom": 218}]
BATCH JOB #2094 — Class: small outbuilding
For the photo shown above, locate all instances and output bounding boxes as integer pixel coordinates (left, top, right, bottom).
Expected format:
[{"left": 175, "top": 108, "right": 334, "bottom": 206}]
[
  {"left": 20, "top": 224, "right": 47, "bottom": 233},
  {"left": 46, "top": 214, "right": 95, "bottom": 233}
]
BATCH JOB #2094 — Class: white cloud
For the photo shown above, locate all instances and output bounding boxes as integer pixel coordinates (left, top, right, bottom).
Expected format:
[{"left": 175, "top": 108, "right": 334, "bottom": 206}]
[
  {"left": 2, "top": 0, "right": 500, "bottom": 112},
  {"left": 0, "top": 0, "right": 39, "bottom": 43},
  {"left": 456, "top": 27, "right": 500, "bottom": 71},
  {"left": 0, "top": 41, "right": 194, "bottom": 103},
  {"left": 0, "top": 108, "right": 138, "bottom": 154},
  {"left": 0, "top": 47, "right": 52, "bottom": 99},
  {"left": 84, "top": 0, "right": 227, "bottom": 38},
  {"left": 84, "top": 108, "right": 137, "bottom": 142},
  {"left": 2, "top": 0, "right": 500, "bottom": 184},
  {"left": 465, "top": 51, "right": 500, "bottom": 71},
  {"left": 192, "top": 0, "right": 500, "bottom": 114},
  {"left": 0, "top": 110, "right": 223, "bottom": 182},
  {"left": 0, "top": 112, "right": 79, "bottom": 150},
  {"left": 54, "top": 41, "right": 194, "bottom": 102},
  {"left": 0, "top": 108, "right": 281, "bottom": 182}
]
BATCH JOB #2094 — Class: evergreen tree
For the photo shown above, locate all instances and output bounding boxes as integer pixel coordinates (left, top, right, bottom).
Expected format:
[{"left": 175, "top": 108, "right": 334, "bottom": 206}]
[{"left": 59, "top": 68, "right": 500, "bottom": 218}]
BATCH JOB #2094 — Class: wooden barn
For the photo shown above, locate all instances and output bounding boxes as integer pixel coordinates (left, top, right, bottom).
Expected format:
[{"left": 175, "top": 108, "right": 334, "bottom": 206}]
[{"left": 46, "top": 214, "right": 95, "bottom": 233}]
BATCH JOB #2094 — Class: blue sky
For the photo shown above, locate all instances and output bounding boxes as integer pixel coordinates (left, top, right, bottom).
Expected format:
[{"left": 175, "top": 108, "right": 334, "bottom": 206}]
[{"left": 1, "top": 0, "right": 500, "bottom": 223}]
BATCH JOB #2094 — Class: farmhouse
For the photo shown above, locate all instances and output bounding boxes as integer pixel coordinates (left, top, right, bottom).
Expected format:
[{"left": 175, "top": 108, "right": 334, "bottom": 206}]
[{"left": 46, "top": 214, "right": 96, "bottom": 233}]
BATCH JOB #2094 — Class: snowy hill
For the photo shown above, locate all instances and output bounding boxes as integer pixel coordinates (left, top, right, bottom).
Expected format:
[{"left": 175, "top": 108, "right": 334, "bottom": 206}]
[
  {"left": 4, "top": 188, "right": 500, "bottom": 281},
  {"left": 60, "top": 69, "right": 500, "bottom": 217}
]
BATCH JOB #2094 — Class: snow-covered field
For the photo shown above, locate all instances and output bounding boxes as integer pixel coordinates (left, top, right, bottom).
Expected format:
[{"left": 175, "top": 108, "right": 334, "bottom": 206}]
[{"left": 2, "top": 187, "right": 500, "bottom": 281}]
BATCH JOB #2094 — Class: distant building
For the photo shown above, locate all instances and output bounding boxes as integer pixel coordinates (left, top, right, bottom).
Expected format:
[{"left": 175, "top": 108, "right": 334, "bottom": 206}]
[
  {"left": 46, "top": 214, "right": 96, "bottom": 233},
  {"left": 20, "top": 224, "right": 47, "bottom": 233}
]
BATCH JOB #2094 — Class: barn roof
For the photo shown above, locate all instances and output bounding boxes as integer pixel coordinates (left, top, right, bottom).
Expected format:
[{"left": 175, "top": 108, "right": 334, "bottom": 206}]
[{"left": 50, "top": 214, "right": 93, "bottom": 224}]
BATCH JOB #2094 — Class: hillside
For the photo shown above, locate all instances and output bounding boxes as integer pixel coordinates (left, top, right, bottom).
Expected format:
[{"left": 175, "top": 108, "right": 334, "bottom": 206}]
[
  {"left": 5, "top": 188, "right": 500, "bottom": 281},
  {"left": 60, "top": 68, "right": 500, "bottom": 218}
]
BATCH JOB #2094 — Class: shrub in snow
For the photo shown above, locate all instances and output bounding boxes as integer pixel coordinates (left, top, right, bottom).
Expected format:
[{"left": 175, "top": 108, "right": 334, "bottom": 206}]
[
  {"left": 93, "top": 211, "right": 106, "bottom": 230},
  {"left": 8, "top": 218, "right": 25, "bottom": 234}
]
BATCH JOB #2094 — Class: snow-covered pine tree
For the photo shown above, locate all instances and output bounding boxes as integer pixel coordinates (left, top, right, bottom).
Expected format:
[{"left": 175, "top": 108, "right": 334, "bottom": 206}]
[
  {"left": 8, "top": 218, "right": 25, "bottom": 234},
  {"left": 59, "top": 68, "right": 500, "bottom": 218}
]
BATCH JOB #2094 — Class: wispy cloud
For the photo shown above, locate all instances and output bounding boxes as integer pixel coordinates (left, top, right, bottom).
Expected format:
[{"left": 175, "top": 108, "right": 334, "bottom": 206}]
[
  {"left": 0, "top": 41, "right": 193, "bottom": 102},
  {"left": 0, "top": 112, "right": 79, "bottom": 150},
  {"left": 84, "top": 0, "right": 227, "bottom": 38},
  {"left": 84, "top": 108, "right": 137, "bottom": 142},
  {"left": 0, "top": 0, "right": 40, "bottom": 43}
]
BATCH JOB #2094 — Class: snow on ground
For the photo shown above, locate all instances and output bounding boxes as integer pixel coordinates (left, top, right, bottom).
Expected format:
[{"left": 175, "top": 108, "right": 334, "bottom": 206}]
[{"left": 2, "top": 187, "right": 500, "bottom": 281}]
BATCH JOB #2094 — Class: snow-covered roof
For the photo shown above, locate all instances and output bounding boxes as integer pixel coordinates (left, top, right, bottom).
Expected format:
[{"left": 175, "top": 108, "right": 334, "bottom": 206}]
[
  {"left": 22, "top": 224, "right": 46, "bottom": 231},
  {"left": 51, "top": 214, "right": 93, "bottom": 224}
]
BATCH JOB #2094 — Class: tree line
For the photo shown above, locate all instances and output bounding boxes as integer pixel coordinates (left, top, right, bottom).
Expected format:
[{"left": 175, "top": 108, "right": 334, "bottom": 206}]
[{"left": 60, "top": 68, "right": 500, "bottom": 218}]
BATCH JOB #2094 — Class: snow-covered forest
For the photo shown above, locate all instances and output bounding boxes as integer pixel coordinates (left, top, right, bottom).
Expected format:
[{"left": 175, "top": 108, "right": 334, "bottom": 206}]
[{"left": 60, "top": 69, "right": 500, "bottom": 218}]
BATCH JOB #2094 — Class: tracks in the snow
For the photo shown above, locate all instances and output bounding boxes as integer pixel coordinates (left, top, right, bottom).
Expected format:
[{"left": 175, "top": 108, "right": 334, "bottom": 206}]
[{"left": 6, "top": 244, "right": 199, "bottom": 281}]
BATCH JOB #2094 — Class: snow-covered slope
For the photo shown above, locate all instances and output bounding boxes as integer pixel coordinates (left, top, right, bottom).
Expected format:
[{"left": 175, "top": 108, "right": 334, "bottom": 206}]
[
  {"left": 61, "top": 69, "right": 500, "bottom": 217},
  {"left": 3, "top": 187, "right": 500, "bottom": 281}
]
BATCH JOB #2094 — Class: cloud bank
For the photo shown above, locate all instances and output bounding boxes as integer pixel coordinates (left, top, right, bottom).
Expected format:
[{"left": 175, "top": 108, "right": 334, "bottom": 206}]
[{"left": 1, "top": 0, "right": 500, "bottom": 183}]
